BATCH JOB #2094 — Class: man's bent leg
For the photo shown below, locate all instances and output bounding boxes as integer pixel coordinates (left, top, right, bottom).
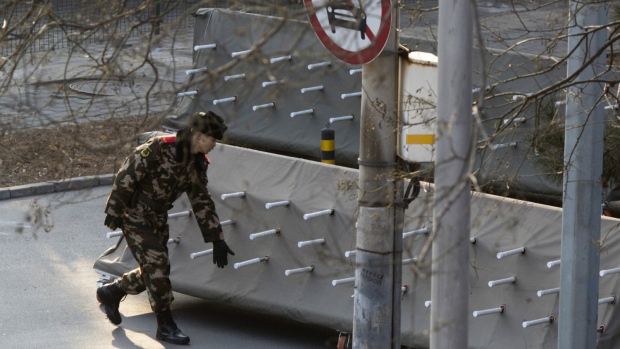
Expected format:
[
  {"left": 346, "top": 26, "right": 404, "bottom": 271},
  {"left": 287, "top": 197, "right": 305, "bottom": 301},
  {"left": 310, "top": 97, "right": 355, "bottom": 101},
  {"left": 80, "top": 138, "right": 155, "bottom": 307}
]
[{"left": 122, "top": 220, "right": 174, "bottom": 313}]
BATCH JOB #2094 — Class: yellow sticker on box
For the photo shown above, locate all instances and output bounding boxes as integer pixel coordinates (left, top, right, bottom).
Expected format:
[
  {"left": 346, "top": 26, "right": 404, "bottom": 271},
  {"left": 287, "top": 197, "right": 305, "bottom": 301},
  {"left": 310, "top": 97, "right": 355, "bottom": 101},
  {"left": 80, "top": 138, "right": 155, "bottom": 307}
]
[{"left": 406, "top": 134, "right": 435, "bottom": 145}]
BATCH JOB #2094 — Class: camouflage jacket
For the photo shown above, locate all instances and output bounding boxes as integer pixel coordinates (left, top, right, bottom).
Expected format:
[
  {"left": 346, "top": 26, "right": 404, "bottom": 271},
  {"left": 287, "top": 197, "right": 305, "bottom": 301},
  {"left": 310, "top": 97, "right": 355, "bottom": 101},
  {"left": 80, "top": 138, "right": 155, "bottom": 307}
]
[{"left": 104, "top": 135, "right": 223, "bottom": 243}]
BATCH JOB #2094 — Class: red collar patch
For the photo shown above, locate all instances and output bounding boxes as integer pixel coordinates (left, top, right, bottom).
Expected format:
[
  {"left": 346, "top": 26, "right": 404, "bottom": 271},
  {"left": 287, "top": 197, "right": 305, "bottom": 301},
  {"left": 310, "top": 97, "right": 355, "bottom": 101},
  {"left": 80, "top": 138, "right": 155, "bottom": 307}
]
[{"left": 161, "top": 135, "right": 176, "bottom": 144}]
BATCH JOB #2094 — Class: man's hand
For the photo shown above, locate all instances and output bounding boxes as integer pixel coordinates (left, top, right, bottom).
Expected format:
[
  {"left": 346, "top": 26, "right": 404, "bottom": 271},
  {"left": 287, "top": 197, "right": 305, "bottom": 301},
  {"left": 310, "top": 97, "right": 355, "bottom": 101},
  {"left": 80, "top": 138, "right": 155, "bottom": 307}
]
[
  {"left": 104, "top": 215, "right": 124, "bottom": 231},
  {"left": 212, "top": 240, "right": 235, "bottom": 268}
]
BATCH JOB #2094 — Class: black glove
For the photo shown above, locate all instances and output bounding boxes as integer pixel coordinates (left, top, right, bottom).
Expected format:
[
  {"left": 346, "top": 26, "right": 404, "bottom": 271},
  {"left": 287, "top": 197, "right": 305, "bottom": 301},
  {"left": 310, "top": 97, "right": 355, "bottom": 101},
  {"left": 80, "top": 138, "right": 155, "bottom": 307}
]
[
  {"left": 212, "top": 240, "right": 235, "bottom": 268},
  {"left": 104, "top": 214, "right": 124, "bottom": 231}
]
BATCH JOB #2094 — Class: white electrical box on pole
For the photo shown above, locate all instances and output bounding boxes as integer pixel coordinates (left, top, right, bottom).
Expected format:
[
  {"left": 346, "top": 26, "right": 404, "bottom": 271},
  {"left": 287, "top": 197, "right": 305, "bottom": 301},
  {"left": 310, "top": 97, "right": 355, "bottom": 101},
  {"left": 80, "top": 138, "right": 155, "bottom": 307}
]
[{"left": 399, "top": 51, "right": 438, "bottom": 163}]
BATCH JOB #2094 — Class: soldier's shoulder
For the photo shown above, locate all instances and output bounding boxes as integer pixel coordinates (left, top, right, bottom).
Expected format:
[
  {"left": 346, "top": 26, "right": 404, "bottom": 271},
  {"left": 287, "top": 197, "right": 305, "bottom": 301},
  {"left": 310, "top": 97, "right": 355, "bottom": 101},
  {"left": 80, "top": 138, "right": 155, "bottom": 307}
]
[{"left": 137, "top": 135, "right": 171, "bottom": 159}]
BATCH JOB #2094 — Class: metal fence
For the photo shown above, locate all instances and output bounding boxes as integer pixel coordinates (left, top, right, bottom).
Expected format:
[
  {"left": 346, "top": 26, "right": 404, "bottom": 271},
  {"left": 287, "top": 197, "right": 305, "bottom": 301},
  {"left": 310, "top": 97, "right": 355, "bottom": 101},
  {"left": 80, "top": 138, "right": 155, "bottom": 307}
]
[{"left": 0, "top": 0, "right": 426, "bottom": 56}]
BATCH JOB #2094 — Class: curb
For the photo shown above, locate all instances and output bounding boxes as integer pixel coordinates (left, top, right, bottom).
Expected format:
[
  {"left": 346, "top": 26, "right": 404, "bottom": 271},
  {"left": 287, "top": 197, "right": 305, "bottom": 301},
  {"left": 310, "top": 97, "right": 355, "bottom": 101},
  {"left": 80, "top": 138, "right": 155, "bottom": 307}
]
[{"left": 0, "top": 174, "right": 115, "bottom": 200}]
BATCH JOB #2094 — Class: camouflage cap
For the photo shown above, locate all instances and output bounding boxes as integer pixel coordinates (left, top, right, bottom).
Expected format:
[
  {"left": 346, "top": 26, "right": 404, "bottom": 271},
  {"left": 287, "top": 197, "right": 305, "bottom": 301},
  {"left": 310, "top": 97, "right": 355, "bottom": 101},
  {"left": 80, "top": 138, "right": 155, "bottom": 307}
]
[{"left": 190, "top": 111, "right": 228, "bottom": 140}]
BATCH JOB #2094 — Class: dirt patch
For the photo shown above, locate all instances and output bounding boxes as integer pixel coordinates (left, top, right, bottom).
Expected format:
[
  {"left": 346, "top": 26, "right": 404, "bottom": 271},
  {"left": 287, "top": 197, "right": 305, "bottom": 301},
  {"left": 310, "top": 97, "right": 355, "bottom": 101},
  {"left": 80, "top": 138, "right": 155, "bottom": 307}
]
[{"left": 0, "top": 114, "right": 162, "bottom": 188}]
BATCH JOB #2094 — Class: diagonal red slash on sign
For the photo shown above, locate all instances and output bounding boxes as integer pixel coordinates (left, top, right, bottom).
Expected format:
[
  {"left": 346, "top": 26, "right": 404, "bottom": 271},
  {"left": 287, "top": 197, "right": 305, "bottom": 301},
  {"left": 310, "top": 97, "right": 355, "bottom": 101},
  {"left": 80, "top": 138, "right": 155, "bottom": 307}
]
[{"left": 364, "top": 25, "right": 376, "bottom": 42}]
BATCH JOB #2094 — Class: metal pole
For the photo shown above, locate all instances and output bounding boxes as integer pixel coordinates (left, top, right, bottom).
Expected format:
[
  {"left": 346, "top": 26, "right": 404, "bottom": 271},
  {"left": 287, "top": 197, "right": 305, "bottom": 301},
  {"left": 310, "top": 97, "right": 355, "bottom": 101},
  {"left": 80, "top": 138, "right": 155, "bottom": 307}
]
[
  {"left": 353, "top": 2, "right": 401, "bottom": 348},
  {"left": 430, "top": 0, "right": 473, "bottom": 348},
  {"left": 558, "top": 3, "right": 607, "bottom": 348}
]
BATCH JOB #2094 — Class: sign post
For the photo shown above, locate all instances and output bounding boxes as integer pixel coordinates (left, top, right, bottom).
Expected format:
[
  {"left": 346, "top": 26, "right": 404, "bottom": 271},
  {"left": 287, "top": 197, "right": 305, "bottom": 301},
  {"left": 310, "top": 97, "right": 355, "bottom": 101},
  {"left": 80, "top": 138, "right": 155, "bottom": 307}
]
[{"left": 306, "top": 2, "right": 401, "bottom": 348}]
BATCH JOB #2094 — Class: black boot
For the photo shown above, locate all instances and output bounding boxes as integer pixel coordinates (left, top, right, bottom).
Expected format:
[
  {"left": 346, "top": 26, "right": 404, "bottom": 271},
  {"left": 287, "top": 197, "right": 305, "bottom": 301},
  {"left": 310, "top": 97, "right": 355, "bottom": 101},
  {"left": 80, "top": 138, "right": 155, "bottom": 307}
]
[
  {"left": 96, "top": 282, "right": 126, "bottom": 325},
  {"left": 156, "top": 310, "right": 190, "bottom": 345}
]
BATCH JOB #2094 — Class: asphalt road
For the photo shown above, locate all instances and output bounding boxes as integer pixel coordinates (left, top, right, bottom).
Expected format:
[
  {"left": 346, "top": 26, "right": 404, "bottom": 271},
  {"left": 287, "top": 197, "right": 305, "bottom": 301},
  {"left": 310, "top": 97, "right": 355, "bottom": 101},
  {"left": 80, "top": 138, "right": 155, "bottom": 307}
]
[
  {"left": 0, "top": 186, "right": 339, "bottom": 349},
  {"left": 0, "top": 30, "right": 193, "bottom": 131}
]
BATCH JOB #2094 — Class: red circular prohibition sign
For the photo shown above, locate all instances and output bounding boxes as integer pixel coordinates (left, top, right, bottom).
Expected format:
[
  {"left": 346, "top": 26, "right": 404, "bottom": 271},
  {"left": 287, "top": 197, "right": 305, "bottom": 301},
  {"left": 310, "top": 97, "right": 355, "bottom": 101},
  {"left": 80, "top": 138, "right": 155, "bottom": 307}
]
[{"left": 304, "top": 0, "right": 392, "bottom": 65}]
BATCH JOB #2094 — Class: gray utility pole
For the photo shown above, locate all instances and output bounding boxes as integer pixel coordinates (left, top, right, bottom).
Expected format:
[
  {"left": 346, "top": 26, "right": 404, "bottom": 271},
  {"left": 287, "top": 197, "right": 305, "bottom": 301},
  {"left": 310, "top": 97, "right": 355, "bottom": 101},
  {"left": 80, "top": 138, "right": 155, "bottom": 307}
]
[
  {"left": 430, "top": 0, "right": 473, "bottom": 348},
  {"left": 558, "top": 3, "right": 607, "bottom": 348},
  {"left": 353, "top": 2, "right": 402, "bottom": 349}
]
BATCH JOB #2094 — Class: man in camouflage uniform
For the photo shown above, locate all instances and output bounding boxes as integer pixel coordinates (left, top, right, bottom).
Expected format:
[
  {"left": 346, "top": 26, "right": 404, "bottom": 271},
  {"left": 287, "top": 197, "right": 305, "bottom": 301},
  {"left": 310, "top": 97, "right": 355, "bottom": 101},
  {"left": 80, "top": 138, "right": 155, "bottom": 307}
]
[{"left": 97, "top": 111, "right": 235, "bottom": 345}]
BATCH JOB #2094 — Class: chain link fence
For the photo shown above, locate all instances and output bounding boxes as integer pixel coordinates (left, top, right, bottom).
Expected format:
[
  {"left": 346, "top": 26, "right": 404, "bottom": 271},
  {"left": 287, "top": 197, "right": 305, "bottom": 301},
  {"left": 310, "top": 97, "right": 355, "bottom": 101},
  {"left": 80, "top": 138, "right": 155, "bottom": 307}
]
[{"left": 0, "top": 0, "right": 424, "bottom": 56}]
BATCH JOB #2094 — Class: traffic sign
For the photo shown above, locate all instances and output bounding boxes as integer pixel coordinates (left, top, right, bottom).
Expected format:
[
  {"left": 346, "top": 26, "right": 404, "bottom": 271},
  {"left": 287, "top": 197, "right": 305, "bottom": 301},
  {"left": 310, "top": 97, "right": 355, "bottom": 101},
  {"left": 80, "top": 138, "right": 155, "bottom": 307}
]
[{"left": 304, "top": 0, "right": 392, "bottom": 65}]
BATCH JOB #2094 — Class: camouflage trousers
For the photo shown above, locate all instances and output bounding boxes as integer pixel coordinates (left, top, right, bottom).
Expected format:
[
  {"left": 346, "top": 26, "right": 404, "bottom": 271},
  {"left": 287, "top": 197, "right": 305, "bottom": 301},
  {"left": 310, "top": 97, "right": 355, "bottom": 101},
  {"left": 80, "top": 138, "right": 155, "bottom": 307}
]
[{"left": 115, "top": 209, "right": 173, "bottom": 313}]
